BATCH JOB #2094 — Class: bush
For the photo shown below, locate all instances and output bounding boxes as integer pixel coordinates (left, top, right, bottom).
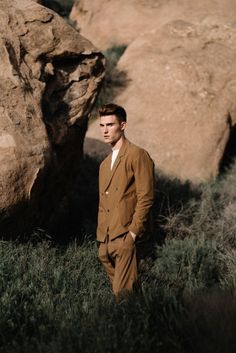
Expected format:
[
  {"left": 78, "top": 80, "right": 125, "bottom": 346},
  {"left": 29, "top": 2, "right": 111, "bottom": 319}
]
[
  {"left": 1, "top": 159, "right": 236, "bottom": 352},
  {"left": 159, "top": 159, "right": 236, "bottom": 251},
  {"left": 148, "top": 236, "right": 223, "bottom": 298},
  {"left": 0, "top": 231, "right": 236, "bottom": 353}
]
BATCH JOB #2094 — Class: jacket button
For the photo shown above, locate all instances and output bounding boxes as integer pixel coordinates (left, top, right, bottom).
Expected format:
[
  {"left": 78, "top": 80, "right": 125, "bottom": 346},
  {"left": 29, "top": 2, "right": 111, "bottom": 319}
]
[
  {"left": 105, "top": 191, "right": 109, "bottom": 195},
  {"left": 107, "top": 209, "right": 110, "bottom": 213}
]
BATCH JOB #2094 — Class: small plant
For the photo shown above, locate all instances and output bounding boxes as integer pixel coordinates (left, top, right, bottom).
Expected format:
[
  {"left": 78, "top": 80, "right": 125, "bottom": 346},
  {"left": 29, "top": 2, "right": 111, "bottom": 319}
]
[{"left": 149, "top": 235, "right": 223, "bottom": 298}]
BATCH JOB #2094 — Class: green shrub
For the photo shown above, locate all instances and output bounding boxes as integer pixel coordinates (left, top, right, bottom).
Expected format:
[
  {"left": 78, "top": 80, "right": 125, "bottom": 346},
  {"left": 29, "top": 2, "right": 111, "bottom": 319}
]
[
  {"left": 159, "top": 160, "right": 236, "bottom": 251},
  {"left": 149, "top": 236, "right": 224, "bottom": 297},
  {"left": 0, "top": 238, "right": 185, "bottom": 353},
  {"left": 0, "top": 234, "right": 236, "bottom": 353},
  {"left": 1, "top": 155, "right": 236, "bottom": 353},
  {"left": 220, "top": 248, "right": 236, "bottom": 291},
  {"left": 0, "top": 238, "right": 111, "bottom": 352}
]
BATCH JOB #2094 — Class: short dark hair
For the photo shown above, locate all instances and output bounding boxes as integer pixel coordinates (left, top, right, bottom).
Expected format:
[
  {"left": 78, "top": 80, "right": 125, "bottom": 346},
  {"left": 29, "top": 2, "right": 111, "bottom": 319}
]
[{"left": 98, "top": 103, "right": 127, "bottom": 123}]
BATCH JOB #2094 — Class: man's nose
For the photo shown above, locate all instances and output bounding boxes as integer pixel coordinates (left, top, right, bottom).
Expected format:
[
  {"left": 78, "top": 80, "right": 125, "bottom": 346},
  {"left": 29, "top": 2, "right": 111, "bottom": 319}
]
[{"left": 104, "top": 126, "right": 108, "bottom": 133}]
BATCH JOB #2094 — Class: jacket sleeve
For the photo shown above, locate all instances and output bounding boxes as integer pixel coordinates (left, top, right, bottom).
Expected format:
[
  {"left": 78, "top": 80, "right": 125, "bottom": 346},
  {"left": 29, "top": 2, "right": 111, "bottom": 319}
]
[{"left": 128, "top": 149, "right": 155, "bottom": 237}]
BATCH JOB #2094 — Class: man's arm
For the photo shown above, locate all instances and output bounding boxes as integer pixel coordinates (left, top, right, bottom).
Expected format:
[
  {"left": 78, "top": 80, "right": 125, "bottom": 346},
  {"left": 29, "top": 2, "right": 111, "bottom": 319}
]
[{"left": 128, "top": 149, "right": 155, "bottom": 238}]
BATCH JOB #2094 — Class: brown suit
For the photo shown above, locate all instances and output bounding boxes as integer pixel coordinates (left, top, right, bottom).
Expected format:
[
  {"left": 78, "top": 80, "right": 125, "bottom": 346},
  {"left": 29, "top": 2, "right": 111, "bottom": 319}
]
[
  {"left": 97, "top": 138, "right": 155, "bottom": 241},
  {"left": 97, "top": 138, "right": 155, "bottom": 295}
]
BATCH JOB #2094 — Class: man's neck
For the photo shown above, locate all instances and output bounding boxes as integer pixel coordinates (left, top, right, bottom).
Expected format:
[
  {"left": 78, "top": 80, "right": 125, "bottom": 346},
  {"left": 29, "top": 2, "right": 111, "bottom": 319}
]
[{"left": 111, "top": 135, "right": 125, "bottom": 151}]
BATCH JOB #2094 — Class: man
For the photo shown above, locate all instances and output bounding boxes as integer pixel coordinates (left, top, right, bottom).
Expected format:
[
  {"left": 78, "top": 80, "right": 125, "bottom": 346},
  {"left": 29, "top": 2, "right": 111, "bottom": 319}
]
[{"left": 97, "top": 103, "right": 155, "bottom": 297}]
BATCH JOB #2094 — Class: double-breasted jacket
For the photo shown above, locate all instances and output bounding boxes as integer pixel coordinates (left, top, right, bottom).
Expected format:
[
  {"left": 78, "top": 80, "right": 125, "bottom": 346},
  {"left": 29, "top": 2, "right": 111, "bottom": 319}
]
[{"left": 97, "top": 139, "right": 155, "bottom": 242}]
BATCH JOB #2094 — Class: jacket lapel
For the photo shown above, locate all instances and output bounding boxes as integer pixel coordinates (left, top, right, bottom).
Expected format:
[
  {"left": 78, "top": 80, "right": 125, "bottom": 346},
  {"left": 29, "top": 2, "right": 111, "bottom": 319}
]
[
  {"left": 101, "top": 154, "right": 112, "bottom": 190},
  {"left": 103, "top": 139, "right": 129, "bottom": 191}
]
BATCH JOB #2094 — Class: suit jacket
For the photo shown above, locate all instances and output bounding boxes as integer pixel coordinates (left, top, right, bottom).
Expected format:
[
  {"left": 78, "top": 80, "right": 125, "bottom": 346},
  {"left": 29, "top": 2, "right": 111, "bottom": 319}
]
[{"left": 97, "top": 138, "right": 155, "bottom": 242}]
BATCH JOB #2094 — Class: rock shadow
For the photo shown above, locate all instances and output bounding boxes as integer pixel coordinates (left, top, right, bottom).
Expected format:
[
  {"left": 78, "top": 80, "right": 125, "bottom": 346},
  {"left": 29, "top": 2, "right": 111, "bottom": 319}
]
[
  {"left": 90, "top": 45, "right": 129, "bottom": 120},
  {"left": 219, "top": 115, "right": 236, "bottom": 174},
  {"left": 40, "top": 0, "right": 73, "bottom": 18}
]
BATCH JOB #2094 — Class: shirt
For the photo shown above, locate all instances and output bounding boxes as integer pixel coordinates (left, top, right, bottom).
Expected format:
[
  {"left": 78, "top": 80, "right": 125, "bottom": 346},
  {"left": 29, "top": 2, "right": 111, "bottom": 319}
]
[{"left": 111, "top": 149, "right": 119, "bottom": 169}]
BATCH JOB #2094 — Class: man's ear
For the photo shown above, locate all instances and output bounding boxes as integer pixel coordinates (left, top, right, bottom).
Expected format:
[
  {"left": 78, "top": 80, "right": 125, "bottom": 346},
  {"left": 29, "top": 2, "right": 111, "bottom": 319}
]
[{"left": 121, "top": 121, "right": 126, "bottom": 131}]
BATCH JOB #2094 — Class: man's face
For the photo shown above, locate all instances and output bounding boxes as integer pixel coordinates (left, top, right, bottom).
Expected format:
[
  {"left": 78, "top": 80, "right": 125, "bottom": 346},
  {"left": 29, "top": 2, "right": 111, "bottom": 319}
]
[{"left": 99, "top": 115, "right": 126, "bottom": 146}]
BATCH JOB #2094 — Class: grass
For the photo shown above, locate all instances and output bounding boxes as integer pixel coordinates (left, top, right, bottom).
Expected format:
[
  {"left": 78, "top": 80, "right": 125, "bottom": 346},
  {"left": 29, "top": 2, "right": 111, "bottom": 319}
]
[
  {"left": 2, "top": 94, "right": 236, "bottom": 353},
  {"left": 1, "top": 156, "right": 236, "bottom": 353},
  {"left": 0, "top": 233, "right": 235, "bottom": 353},
  {"left": 1, "top": 7, "right": 236, "bottom": 349}
]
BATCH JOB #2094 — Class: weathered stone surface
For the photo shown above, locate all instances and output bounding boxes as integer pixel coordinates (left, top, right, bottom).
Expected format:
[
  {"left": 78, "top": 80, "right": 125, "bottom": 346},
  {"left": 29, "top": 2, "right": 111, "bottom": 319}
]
[
  {"left": 0, "top": 0, "right": 105, "bottom": 234},
  {"left": 86, "top": 20, "right": 236, "bottom": 182},
  {"left": 70, "top": 0, "right": 236, "bottom": 50}
]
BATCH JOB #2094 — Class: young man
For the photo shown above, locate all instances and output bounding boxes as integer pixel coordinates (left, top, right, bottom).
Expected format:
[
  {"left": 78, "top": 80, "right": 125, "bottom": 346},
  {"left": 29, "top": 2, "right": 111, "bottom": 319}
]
[{"left": 97, "top": 103, "right": 155, "bottom": 296}]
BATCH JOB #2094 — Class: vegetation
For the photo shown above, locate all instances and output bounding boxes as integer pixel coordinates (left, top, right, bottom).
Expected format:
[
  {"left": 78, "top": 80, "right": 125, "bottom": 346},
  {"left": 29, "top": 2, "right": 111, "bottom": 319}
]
[
  {"left": 1, "top": 160, "right": 236, "bottom": 352},
  {"left": 1, "top": 8, "right": 236, "bottom": 352}
]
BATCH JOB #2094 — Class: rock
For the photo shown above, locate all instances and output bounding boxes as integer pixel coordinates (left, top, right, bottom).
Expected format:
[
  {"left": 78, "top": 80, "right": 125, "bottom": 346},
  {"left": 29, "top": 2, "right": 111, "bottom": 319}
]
[
  {"left": 86, "top": 20, "right": 236, "bottom": 182},
  {"left": 69, "top": 0, "right": 236, "bottom": 50},
  {"left": 0, "top": 0, "right": 105, "bottom": 235}
]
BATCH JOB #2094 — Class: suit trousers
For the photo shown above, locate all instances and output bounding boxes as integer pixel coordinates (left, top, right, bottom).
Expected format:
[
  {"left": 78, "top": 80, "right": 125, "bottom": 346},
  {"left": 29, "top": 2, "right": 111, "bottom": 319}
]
[{"left": 98, "top": 232, "right": 138, "bottom": 296}]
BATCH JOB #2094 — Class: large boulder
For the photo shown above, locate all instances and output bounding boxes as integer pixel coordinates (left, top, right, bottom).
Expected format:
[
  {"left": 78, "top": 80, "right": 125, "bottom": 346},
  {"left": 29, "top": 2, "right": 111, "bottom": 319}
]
[
  {"left": 86, "top": 20, "right": 236, "bottom": 182},
  {"left": 0, "top": 0, "right": 105, "bottom": 235},
  {"left": 70, "top": 0, "right": 236, "bottom": 50}
]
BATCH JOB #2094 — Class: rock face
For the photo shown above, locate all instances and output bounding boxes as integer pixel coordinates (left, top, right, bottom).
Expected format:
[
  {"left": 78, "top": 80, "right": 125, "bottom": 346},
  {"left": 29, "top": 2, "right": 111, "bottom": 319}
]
[
  {"left": 70, "top": 0, "right": 236, "bottom": 50},
  {"left": 86, "top": 20, "right": 236, "bottom": 182},
  {"left": 0, "top": 0, "right": 105, "bottom": 234}
]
